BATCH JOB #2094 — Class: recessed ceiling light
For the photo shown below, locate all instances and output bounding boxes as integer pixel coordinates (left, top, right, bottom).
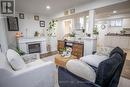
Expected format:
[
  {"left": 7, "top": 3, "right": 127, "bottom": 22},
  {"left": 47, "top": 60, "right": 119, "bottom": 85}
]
[
  {"left": 113, "top": 10, "right": 117, "bottom": 14},
  {"left": 46, "top": 5, "right": 51, "bottom": 10}
]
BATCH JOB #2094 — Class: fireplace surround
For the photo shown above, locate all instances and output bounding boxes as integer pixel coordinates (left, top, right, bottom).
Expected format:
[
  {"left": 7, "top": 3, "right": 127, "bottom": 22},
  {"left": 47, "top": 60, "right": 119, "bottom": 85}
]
[{"left": 18, "top": 37, "right": 47, "bottom": 54}]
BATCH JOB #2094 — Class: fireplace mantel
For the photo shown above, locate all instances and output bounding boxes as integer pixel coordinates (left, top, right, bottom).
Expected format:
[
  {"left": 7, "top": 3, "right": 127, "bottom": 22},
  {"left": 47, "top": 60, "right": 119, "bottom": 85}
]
[{"left": 18, "top": 37, "right": 46, "bottom": 43}]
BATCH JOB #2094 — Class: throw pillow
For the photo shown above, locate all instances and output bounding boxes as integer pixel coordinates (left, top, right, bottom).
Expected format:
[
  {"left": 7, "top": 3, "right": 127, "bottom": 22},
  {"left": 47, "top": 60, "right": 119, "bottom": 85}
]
[{"left": 6, "top": 49, "right": 26, "bottom": 71}]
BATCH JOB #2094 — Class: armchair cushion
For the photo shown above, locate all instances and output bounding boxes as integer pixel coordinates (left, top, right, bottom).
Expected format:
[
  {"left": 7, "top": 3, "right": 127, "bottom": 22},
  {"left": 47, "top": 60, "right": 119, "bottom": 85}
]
[
  {"left": 58, "top": 67, "right": 100, "bottom": 87},
  {"left": 6, "top": 49, "right": 26, "bottom": 71},
  {"left": 66, "top": 59, "right": 96, "bottom": 82}
]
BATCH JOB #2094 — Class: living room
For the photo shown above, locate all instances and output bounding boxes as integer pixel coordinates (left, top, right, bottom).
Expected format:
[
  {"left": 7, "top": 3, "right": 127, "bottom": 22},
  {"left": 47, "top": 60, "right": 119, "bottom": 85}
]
[{"left": 0, "top": 0, "right": 130, "bottom": 87}]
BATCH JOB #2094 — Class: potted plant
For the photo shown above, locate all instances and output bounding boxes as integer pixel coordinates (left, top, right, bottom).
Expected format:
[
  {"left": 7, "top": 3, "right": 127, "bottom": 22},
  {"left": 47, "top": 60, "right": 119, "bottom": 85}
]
[
  {"left": 59, "top": 48, "right": 67, "bottom": 54},
  {"left": 15, "top": 47, "right": 25, "bottom": 55},
  {"left": 47, "top": 19, "right": 57, "bottom": 37},
  {"left": 34, "top": 31, "right": 40, "bottom": 37},
  {"left": 93, "top": 25, "right": 99, "bottom": 38},
  {"left": 68, "top": 32, "right": 76, "bottom": 41}
]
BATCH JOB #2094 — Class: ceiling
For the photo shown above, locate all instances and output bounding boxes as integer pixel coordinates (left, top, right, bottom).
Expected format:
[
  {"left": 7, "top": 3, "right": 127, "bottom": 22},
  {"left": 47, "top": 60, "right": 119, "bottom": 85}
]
[
  {"left": 15, "top": 0, "right": 95, "bottom": 16},
  {"left": 95, "top": 0, "right": 130, "bottom": 19}
]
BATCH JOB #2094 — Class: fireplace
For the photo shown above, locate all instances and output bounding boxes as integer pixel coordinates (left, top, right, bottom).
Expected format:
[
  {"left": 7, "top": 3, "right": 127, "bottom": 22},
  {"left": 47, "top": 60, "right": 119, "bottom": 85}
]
[
  {"left": 28, "top": 43, "right": 41, "bottom": 54},
  {"left": 18, "top": 37, "right": 47, "bottom": 54}
]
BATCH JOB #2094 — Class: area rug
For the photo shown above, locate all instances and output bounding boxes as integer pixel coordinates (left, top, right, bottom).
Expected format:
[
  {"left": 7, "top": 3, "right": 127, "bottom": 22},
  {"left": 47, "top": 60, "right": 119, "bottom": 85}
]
[{"left": 122, "top": 60, "right": 130, "bottom": 79}]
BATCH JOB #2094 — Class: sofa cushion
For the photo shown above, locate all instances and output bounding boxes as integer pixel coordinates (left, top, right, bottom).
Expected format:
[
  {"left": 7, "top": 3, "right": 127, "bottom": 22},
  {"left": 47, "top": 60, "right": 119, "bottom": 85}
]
[
  {"left": 95, "top": 53, "right": 122, "bottom": 87},
  {"left": 27, "top": 59, "right": 44, "bottom": 67},
  {"left": 109, "top": 47, "right": 124, "bottom": 57},
  {"left": 6, "top": 49, "right": 26, "bottom": 71},
  {"left": 80, "top": 55, "right": 108, "bottom": 68},
  {"left": 66, "top": 59, "right": 96, "bottom": 82}
]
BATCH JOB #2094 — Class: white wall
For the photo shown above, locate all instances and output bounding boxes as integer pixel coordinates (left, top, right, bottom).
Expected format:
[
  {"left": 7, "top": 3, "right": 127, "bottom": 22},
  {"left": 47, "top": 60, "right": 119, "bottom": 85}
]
[
  {"left": 96, "top": 18, "right": 130, "bottom": 47},
  {"left": 18, "top": 13, "right": 49, "bottom": 38},
  {"left": 6, "top": 13, "right": 50, "bottom": 49}
]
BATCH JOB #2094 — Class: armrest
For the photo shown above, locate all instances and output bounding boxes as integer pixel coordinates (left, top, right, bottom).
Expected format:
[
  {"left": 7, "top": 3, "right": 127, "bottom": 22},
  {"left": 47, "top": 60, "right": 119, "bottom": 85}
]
[
  {"left": 14, "top": 61, "right": 55, "bottom": 75},
  {"left": 3, "top": 61, "right": 57, "bottom": 87}
]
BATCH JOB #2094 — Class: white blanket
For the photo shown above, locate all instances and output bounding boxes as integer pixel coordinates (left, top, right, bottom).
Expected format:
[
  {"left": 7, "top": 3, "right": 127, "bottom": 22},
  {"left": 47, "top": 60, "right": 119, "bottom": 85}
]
[{"left": 66, "top": 59, "right": 96, "bottom": 82}]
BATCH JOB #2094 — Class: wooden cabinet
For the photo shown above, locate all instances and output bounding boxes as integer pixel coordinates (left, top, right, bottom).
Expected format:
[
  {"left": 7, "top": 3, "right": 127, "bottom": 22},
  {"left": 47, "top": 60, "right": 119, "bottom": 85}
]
[
  {"left": 72, "top": 43, "right": 84, "bottom": 58},
  {"left": 57, "top": 40, "right": 65, "bottom": 51},
  {"left": 57, "top": 40, "right": 84, "bottom": 58}
]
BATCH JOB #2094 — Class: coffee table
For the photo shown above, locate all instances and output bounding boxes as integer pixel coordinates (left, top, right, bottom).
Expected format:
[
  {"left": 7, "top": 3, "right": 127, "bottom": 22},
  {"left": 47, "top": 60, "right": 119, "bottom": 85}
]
[{"left": 55, "top": 54, "right": 77, "bottom": 68}]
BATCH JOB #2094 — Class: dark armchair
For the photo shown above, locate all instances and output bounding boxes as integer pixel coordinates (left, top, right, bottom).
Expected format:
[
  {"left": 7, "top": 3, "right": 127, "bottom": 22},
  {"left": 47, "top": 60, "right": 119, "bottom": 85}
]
[{"left": 58, "top": 47, "right": 126, "bottom": 87}]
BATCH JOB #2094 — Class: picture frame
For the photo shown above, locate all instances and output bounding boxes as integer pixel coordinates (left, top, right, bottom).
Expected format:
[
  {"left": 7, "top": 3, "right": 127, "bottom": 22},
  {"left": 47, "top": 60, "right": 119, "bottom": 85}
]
[
  {"left": 70, "top": 8, "right": 75, "bottom": 14},
  {"left": 1, "top": 1, "right": 14, "bottom": 14},
  {"left": 34, "top": 15, "right": 39, "bottom": 20},
  {"left": 40, "top": 21, "right": 45, "bottom": 27},
  {"left": 64, "top": 10, "right": 69, "bottom": 15},
  {"left": 19, "top": 13, "right": 24, "bottom": 19},
  {"left": 7, "top": 16, "right": 19, "bottom": 31}
]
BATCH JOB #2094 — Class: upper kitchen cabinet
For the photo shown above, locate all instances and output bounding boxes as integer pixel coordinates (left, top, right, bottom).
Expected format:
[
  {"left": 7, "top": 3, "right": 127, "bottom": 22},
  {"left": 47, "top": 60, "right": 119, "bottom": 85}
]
[{"left": 123, "top": 18, "right": 130, "bottom": 28}]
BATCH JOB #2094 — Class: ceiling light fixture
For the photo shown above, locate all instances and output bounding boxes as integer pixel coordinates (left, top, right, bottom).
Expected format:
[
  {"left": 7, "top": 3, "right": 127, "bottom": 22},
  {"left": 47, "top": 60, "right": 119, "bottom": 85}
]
[
  {"left": 46, "top": 5, "right": 51, "bottom": 10},
  {"left": 113, "top": 10, "right": 117, "bottom": 14}
]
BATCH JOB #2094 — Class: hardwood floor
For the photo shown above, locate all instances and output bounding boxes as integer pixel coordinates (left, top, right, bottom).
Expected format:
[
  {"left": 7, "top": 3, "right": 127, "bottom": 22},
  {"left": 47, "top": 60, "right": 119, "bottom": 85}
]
[
  {"left": 122, "top": 60, "right": 130, "bottom": 79},
  {"left": 118, "top": 77, "right": 130, "bottom": 87},
  {"left": 124, "top": 49, "right": 130, "bottom": 60}
]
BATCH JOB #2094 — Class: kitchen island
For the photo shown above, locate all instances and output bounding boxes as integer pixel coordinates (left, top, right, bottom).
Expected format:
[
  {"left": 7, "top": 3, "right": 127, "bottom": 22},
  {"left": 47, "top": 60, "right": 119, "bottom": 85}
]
[{"left": 58, "top": 37, "right": 97, "bottom": 57}]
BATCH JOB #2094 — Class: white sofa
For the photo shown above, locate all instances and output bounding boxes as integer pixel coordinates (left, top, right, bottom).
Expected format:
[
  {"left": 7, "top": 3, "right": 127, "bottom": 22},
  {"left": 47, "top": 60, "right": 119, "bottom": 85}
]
[{"left": 0, "top": 52, "right": 57, "bottom": 87}]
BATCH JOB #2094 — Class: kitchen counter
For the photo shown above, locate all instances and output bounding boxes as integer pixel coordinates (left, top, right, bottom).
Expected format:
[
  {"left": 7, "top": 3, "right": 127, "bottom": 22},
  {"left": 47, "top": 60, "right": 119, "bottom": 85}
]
[{"left": 104, "top": 35, "right": 130, "bottom": 50}]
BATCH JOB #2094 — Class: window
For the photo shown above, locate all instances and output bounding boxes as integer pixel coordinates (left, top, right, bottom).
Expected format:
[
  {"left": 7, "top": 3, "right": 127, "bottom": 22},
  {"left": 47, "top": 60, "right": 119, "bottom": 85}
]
[
  {"left": 80, "top": 17, "right": 84, "bottom": 29},
  {"left": 110, "top": 19, "right": 122, "bottom": 27},
  {"left": 64, "top": 19, "right": 72, "bottom": 35}
]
